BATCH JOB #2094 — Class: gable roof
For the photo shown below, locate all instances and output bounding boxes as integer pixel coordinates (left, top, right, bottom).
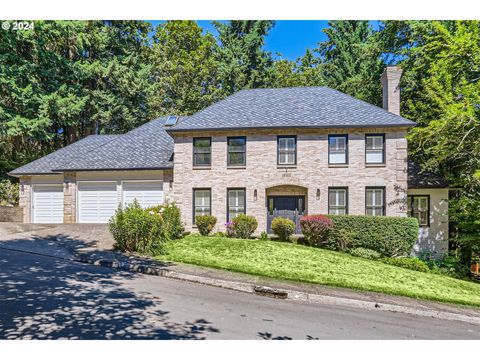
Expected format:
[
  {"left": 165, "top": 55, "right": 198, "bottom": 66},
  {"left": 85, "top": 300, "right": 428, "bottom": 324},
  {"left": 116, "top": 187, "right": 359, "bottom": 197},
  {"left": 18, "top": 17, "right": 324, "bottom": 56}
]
[
  {"left": 168, "top": 87, "right": 416, "bottom": 132},
  {"left": 407, "top": 161, "right": 449, "bottom": 189},
  {"left": 53, "top": 117, "right": 174, "bottom": 172},
  {"left": 8, "top": 135, "right": 120, "bottom": 176}
]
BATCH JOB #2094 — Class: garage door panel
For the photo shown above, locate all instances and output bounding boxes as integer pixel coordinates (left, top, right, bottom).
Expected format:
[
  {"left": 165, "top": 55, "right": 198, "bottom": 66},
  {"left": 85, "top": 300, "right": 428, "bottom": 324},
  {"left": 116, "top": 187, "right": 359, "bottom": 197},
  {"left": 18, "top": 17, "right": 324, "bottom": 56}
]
[
  {"left": 78, "top": 182, "right": 118, "bottom": 223},
  {"left": 123, "top": 181, "right": 164, "bottom": 208},
  {"left": 33, "top": 185, "right": 64, "bottom": 224}
]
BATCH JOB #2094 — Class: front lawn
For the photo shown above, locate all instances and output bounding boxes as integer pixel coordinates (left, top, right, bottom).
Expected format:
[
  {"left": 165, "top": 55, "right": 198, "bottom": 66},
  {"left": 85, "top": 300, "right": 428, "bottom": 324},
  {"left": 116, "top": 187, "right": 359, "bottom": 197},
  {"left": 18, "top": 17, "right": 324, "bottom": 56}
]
[{"left": 158, "top": 235, "right": 480, "bottom": 307}]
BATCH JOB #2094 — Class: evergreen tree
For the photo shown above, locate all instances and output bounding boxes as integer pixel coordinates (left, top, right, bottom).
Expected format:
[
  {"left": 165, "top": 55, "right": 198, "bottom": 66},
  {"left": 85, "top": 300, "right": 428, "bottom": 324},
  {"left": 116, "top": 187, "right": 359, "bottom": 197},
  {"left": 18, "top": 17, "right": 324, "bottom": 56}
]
[
  {"left": 213, "top": 20, "right": 275, "bottom": 94},
  {"left": 316, "top": 21, "right": 384, "bottom": 105}
]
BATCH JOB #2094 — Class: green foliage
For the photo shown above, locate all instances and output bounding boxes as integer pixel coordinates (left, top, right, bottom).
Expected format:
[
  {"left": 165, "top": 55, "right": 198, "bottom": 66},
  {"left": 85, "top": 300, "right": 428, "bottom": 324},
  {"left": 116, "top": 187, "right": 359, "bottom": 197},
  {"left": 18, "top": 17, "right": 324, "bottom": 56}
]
[
  {"left": 213, "top": 20, "right": 275, "bottom": 94},
  {"left": 145, "top": 202, "right": 184, "bottom": 240},
  {"left": 271, "top": 217, "right": 296, "bottom": 242},
  {"left": 148, "top": 21, "right": 222, "bottom": 116},
  {"left": 300, "top": 215, "right": 333, "bottom": 246},
  {"left": 419, "top": 251, "right": 471, "bottom": 279},
  {"left": 259, "top": 231, "right": 268, "bottom": 241},
  {"left": 348, "top": 247, "right": 382, "bottom": 260},
  {"left": 195, "top": 215, "right": 217, "bottom": 236},
  {"left": 326, "top": 215, "right": 419, "bottom": 257},
  {"left": 231, "top": 214, "right": 258, "bottom": 239},
  {"left": 381, "top": 257, "right": 430, "bottom": 273},
  {"left": 109, "top": 200, "right": 166, "bottom": 256},
  {"left": 316, "top": 21, "right": 384, "bottom": 105},
  {"left": 382, "top": 20, "right": 480, "bottom": 241},
  {"left": 0, "top": 179, "right": 19, "bottom": 206}
]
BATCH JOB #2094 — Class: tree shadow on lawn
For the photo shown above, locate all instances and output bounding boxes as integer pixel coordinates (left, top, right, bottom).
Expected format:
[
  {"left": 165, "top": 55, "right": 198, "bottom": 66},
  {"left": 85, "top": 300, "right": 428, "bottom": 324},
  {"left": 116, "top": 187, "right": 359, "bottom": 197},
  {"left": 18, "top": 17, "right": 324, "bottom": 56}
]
[{"left": 0, "top": 236, "right": 218, "bottom": 340}]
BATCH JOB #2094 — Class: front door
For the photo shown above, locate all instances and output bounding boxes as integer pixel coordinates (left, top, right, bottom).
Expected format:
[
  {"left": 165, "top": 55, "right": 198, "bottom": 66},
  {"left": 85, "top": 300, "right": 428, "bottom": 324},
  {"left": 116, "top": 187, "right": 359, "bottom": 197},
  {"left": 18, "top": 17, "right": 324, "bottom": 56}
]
[{"left": 267, "top": 196, "right": 305, "bottom": 234}]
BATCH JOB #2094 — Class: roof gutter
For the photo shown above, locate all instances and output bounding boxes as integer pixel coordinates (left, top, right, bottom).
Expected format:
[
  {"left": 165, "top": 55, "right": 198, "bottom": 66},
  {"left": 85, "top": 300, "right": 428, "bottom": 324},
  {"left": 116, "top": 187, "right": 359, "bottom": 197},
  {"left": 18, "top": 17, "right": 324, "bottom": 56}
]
[{"left": 166, "top": 122, "right": 416, "bottom": 135}]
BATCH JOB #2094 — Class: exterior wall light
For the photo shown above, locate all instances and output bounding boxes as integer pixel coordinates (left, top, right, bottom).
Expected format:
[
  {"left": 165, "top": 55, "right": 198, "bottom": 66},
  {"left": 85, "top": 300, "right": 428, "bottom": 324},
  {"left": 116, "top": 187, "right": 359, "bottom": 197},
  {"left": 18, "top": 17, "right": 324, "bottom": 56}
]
[
  {"left": 169, "top": 180, "right": 173, "bottom": 190},
  {"left": 316, "top": 188, "right": 320, "bottom": 200},
  {"left": 254, "top": 189, "right": 257, "bottom": 201}
]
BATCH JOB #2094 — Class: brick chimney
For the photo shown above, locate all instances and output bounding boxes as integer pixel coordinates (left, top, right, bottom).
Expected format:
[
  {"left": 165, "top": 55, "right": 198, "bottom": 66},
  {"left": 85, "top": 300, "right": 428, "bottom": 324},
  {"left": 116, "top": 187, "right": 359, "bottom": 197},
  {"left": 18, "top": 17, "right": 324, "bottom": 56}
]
[{"left": 381, "top": 66, "right": 403, "bottom": 115}]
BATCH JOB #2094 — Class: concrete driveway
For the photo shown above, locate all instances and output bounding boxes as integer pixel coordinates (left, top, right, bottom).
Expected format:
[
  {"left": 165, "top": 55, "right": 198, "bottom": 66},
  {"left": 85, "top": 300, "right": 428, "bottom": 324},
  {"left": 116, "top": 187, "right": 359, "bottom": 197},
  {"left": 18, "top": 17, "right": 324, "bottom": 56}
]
[{"left": 0, "top": 222, "right": 114, "bottom": 259}]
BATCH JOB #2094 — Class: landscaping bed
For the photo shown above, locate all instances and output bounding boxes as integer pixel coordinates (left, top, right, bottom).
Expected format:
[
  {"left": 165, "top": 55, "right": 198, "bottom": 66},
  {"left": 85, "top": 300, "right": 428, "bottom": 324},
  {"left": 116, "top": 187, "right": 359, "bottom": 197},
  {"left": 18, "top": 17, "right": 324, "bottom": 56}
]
[{"left": 157, "top": 235, "right": 480, "bottom": 307}]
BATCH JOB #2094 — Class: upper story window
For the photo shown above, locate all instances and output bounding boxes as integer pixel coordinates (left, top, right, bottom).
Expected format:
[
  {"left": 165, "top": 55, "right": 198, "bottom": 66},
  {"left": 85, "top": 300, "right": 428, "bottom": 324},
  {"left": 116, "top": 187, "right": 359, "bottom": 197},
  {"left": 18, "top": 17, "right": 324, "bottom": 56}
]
[
  {"left": 328, "top": 135, "right": 348, "bottom": 165},
  {"left": 329, "top": 187, "right": 348, "bottom": 215},
  {"left": 408, "top": 195, "right": 430, "bottom": 227},
  {"left": 227, "top": 137, "right": 246, "bottom": 167},
  {"left": 277, "top": 135, "right": 296, "bottom": 166},
  {"left": 365, "top": 187, "right": 385, "bottom": 216},
  {"left": 193, "top": 137, "right": 211, "bottom": 167},
  {"left": 365, "top": 134, "right": 385, "bottom": 164}
]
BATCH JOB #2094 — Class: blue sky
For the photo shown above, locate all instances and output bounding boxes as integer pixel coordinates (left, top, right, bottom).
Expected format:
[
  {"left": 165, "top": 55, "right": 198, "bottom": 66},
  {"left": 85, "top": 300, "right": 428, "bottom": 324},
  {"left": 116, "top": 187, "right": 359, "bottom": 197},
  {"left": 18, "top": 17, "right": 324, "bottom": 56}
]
[{"left": 148, "top": 20, "right": 330, "bottom": 61}]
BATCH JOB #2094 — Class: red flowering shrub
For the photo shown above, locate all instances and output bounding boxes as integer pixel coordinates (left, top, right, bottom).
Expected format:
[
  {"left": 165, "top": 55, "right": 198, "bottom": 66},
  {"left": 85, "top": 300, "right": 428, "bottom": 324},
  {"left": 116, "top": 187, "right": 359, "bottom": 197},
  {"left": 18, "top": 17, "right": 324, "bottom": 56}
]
[{"left": 300, "top": 215, "right": 333, "bottom": 246}]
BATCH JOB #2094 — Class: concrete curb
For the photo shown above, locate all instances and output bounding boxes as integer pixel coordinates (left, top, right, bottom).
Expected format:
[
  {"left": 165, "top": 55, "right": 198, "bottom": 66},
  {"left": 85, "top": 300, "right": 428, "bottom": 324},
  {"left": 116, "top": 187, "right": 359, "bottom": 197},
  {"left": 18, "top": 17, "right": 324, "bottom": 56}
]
[{"left": 73, "top": 252, "right": 480, "bottom": 326}]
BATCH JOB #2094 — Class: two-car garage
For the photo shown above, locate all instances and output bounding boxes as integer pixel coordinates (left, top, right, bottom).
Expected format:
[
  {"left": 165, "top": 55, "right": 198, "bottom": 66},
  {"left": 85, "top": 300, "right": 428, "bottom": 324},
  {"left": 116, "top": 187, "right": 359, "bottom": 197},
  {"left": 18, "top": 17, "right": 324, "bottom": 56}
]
[{"left": 76, "top": 180, "right": 164, "bottom": 223}]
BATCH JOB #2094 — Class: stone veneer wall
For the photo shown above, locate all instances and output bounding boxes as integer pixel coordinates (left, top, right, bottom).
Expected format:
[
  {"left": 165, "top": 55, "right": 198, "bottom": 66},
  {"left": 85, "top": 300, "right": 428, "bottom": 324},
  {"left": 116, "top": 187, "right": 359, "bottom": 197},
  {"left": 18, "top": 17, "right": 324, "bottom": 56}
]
[
  {"left": 19, "top": 176, "right": 32, "bottom": 223},
  {"left": 0, "top": 206, "right": 23, "bottom": 222},
  {"left": 63, "top": 172, "right": 76, "bottom": 223},
  {"left": 172, "top": 127, "right": 409, "bottom": 234}
]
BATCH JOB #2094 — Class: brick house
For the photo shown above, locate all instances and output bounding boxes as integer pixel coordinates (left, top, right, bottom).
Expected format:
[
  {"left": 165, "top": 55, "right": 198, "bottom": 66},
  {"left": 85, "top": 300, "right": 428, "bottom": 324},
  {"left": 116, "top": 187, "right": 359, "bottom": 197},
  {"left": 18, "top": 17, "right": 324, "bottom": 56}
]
[{"left": 9, "top": 66, "right": 449, "bottom": 256}]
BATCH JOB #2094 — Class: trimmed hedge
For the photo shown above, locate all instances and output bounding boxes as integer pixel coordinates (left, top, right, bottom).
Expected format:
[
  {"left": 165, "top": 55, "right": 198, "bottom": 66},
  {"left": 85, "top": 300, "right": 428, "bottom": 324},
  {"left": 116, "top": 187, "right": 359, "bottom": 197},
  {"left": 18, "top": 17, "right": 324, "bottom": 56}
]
[
  {"left": 325, "top": 215, "right": 419, "bottom": 257},
  {"left": 231, "top": 214, "right": 258, "bottom": 239}
]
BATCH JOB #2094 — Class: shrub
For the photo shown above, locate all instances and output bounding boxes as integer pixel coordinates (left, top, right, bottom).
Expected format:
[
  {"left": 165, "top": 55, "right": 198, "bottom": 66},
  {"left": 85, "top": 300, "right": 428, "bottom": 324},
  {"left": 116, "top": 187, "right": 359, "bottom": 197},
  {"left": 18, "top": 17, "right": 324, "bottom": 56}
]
[
  {"left": 232, "top": 214, "right": 258, "bottom": 239},
  {"left": 300, "top": 215, "right": 333, "bottom": 246},
  {"left": 325, "top": 215, "right": 419, "bottom": 257},
  {"left": 348, "top": 247, "right": 381, "bottom": 260},
  {"left": 146, "top": 202, "right": 184, "bottom": 240},
  {"left": 271, "top": 217, "right": 295, "bottom": 242},
  {"left": 109, "top": 199, "right": 166, "bottom": 255},
  {"left": 419, "top": 252, "right": 470, "bottom": 279},
  {"left": 381, "top": 257, "right": 430, "bottom": 273},
  {"left": 0, "top": 179, "right": 19, "bottom": 206},
  {"left": 195, "top": 215, "right": 217, "bottom": 236},
  {"left": 259, "top": 231, "right": 268, "bottom": 241}
]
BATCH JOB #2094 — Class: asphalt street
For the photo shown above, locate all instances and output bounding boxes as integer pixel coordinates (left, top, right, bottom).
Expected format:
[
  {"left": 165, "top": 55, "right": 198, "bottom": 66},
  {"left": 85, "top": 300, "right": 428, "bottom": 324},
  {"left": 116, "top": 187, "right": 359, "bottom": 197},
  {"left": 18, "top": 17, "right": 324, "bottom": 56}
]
[{"left": 1, "top": 248, "right": 479, "bottom": 340}]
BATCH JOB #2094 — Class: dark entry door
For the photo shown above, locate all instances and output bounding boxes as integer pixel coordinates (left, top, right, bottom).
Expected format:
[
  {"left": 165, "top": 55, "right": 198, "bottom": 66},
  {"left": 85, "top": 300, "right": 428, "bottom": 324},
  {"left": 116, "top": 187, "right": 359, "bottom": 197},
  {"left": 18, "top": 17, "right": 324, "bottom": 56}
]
[{"left": 267, "top": 196, "right": 305, "bottom": 234}]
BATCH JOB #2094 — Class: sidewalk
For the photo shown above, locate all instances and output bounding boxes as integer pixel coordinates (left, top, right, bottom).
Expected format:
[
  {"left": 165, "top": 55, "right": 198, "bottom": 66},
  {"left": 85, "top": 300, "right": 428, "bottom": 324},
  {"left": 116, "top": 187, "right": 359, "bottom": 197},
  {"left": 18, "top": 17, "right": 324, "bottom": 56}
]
[{"left": 1, "top": 225, "right": 480, "bottom": 325}]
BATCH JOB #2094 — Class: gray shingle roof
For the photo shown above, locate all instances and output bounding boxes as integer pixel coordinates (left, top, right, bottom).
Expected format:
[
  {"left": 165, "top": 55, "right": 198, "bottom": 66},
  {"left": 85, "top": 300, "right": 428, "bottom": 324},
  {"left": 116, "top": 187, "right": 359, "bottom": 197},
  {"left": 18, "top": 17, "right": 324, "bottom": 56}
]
[
  {"left": 168, "top": 87, "right": 416, "bottom": 132},
  {"left": 9, "top": 135, "right": 120, "bottom": 176},
  {"left": 53, "top": 117, "right": 174, "bottom": 171},
  {"left": 408, "top": 161, "right": 449, "bottom": 189}
]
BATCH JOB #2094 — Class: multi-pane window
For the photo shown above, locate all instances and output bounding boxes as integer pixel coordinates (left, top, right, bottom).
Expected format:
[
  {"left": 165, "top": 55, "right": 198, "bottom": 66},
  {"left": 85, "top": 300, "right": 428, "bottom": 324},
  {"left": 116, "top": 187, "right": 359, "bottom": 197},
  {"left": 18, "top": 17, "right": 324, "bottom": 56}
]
[
  {"left": 277, "top": 136, "right": 296, "bottom": 165},
  {"left": 408, "top": 195, "right": 430, "bottom": 227},
  {"left": 329, "top": 187, "right": 348, "bottom": 215},
  {"left": 365, "top": 134, "right": 385, "bottom": 164},
  {"left": 366, "top": 187, "right": 385, "bottom": 216},
  {"left": 328, "top": 135, "right": 348, "bottom": 164},
  {"left": 193, "top": 188, "right": 211, "bottom": 222},
  {"left": 227, "top": 188, "right": 246, "bottom": 221},
  {"left": 227, "top": 137, "right": 246, "bottom": 166},
  {"left": 193, "top": 137, "right": 211, "bottom": 167}
]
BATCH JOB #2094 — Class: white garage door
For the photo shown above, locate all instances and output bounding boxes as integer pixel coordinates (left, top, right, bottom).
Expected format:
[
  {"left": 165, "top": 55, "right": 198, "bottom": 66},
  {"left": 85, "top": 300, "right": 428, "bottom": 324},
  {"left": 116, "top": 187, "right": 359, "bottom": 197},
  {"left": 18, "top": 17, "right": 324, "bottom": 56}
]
[
  {"left": 123, "top": 181, "right": 164, "bottom": 208},
  {"left": 33, "top": 185, "right": 64, "bottom": 224},
  {"left": 78, "top": 182, "right": 118, "bottom": 223}
]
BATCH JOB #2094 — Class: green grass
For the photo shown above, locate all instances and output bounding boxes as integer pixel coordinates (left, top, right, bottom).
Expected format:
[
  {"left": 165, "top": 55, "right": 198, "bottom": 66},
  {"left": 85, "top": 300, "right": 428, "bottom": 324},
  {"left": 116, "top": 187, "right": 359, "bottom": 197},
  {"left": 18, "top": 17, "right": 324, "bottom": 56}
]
[{"left": 157, "top": 235, "right": 480, "bottom": 307}]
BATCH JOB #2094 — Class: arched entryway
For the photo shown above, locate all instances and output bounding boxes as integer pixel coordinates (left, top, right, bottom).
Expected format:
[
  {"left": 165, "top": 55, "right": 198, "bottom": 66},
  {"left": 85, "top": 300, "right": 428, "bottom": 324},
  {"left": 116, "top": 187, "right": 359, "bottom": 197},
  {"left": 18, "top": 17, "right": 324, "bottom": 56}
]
[{"left": 265, "top": 185, "right": 308, "bottom": 234}]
